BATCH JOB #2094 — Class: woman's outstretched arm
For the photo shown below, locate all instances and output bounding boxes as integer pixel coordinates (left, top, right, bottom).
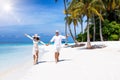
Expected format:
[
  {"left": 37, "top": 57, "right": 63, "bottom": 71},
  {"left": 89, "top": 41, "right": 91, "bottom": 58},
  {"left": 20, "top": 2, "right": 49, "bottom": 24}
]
[
  {"left": 40, "top": 41, "right": 46, "bottom": 45},
  {"left": 25, "top": 34, "right": 33, "bottom": 40}
]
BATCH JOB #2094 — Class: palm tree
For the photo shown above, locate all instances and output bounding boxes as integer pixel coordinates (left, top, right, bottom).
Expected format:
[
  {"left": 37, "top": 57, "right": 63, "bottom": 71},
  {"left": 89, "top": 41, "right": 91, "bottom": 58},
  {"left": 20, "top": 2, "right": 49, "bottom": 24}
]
[
  {"left": 55, "top": 0, "right": 80, "bottom": 44},
  {"left": 91, "top": 0, "right": 105, "bottom": 41},
  {"left": 67, "top": 0, "right": 104, "bottom": 48},
  {"left": 73, "top": 19, "right": 78, "bottom": 39},
  {"left": 99, "top": 0, "right": 120, "bottom": 41},
  {"left": 91, "top": 14, "right": 96, "bottom": 41},
  {"left": 99, "top": 10, "right": 103, "bottom": 41},
  {"left": 103, "top": 0, "right": 120, "bottom": 22},
  {"left": 95, "top": 0, "right": 105, "bottom": 41},
  {"left": 55, "top": 0, "right": 69, "bottom": 44},
  {"left": 67, "top": 0, "right": 84, "bottom": 43},
  {"left": 65, "top": 16, "right": 78, "bottom": 43},
  {"left": 79, "top": 15, "right": 84, "bottom": 42}
]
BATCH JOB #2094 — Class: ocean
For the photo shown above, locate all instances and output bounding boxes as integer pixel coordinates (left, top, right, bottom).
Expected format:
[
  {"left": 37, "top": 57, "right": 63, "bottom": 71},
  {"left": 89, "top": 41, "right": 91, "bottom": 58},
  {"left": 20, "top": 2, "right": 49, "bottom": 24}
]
[
  {"left": 0, "top": 33, "right": 74, "bottom": 43},
  {"left": 0, "top": 43, "right": 34, "bottom": 74}
]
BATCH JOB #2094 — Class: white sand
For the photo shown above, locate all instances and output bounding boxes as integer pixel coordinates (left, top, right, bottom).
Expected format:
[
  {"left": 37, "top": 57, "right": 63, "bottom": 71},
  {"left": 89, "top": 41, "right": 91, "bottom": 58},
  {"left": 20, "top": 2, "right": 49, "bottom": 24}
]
[{"left": 2, "top": 41, "right": 120, "bottom": 80}]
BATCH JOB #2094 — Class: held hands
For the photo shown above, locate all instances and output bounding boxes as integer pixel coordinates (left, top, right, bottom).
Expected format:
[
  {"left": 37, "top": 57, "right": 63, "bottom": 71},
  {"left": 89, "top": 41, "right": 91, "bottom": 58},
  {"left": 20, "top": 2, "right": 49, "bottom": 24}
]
[
  {"left": 46, "top": 44, "right": 49, "bottom": 46},
  {"left": 46, "top": 43, "right": 50, "bottom": 46},
  {"left": 46, "top": 42, "right": 51, "bottom": 46}
]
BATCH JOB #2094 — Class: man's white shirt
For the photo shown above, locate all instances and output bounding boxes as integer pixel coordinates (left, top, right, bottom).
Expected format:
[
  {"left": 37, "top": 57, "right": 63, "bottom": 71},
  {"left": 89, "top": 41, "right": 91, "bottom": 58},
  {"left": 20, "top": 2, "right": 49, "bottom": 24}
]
[{"left": 50, "top": 35, "right": 66, "bottom": 47}]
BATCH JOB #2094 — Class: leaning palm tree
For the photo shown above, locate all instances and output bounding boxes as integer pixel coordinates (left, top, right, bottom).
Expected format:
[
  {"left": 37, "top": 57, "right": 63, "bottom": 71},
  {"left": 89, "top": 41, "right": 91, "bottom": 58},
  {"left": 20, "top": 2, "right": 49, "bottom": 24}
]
[
  {"left": 68, "top": 11, "right": 79, "bottom": 42},
  {"left": 55, "top": 0, "right": 69, "bottom": 44},
  {"left": 65, "top": 15, "right": 78, "bottom": 43},
  {"left": 67, "top": 0, "right": 84, "bottom": 43}
]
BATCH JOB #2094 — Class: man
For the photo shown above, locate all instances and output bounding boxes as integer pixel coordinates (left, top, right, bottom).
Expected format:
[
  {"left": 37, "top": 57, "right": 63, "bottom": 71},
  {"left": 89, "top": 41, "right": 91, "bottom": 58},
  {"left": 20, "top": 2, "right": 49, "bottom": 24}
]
[{"left": 49, "top": 30, "right": 67, "bottom": 63}]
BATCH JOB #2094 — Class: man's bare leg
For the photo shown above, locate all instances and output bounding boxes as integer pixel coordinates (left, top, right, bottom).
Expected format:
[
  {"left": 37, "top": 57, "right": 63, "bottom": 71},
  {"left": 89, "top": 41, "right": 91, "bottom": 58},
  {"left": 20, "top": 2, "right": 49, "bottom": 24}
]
[
  {"left": 55, "top": 52, "right": 59, "bottom": 63},
  {"left": 57, "top": 52, "right": 59, "bottom": 62}
]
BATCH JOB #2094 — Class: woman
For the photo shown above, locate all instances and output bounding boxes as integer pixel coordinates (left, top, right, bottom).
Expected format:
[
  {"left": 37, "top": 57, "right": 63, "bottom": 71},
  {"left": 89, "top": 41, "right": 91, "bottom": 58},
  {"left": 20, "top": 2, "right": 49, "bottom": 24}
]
[{"left": 25, "top": 34, "right": 45, "bottom": 65}]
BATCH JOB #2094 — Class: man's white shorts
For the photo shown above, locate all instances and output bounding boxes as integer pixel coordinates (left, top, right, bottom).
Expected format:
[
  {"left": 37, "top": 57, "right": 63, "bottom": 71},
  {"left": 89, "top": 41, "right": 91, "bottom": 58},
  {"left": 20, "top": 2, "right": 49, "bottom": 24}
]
[{"left": 55, "top": 46, "right": 61, "bottom": 52}]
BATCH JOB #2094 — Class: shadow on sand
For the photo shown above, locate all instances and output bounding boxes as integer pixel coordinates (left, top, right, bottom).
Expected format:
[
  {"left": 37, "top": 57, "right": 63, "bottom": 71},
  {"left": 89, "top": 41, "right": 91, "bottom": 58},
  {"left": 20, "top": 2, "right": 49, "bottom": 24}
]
[
  {"left": 58, "top": 59, "right": 71, "bottom": 63},
  {"left": 37, "top": 61, "right": 47, "bottom": 64},
  {"left": 65, "top": 43, "right": 85, "bottom": 48},
  {"left": 37, "top": 59, "right": 72, "bottom": 64},
  {"left": 79, "top": 44, "right": 107, "bottom": 50}
]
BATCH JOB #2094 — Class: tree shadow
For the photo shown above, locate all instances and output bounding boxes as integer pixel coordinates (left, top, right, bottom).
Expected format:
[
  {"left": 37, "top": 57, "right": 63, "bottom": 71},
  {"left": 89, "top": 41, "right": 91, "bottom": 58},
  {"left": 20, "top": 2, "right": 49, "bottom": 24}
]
[
  {"left": 91, "top": 44, "right": 107, "bottom": 49},
  {"left": 79, "top": 44, "right": 107, "bottom": 50},
  {"left": 65, "top": 43, "right": 85, "bottom": 48}
]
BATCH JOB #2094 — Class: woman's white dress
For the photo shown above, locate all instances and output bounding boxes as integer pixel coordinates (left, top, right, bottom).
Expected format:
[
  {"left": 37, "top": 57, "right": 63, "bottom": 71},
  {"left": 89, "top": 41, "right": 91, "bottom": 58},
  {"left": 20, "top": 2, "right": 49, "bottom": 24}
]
[{"left": 26, "top": 34, "right": 45, "bottom": 55}]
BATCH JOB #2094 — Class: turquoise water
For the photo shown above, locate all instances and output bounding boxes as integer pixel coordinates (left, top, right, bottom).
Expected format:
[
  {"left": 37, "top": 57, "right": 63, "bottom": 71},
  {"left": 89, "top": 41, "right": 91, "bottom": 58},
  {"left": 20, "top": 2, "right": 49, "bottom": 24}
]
[
  {"left": 0, "top": 42, "right": 73, "bottom": 73},
  {"left": 0, "top": 43, "right": 33, "bottom": 72}
]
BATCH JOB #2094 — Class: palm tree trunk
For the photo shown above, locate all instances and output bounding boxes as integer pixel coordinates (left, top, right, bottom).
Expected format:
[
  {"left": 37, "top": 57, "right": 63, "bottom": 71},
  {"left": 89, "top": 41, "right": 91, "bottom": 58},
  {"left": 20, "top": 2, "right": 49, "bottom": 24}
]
[
  {"left": 55, "top": 0, "right": 68, "bottom": 44},
  {"left": 119, "top": 29, "right": 120, "bottom": 41},
  {"left": 99, "top": 10, "right": 103, "bottom": 41},
  {"left": 93, "top": 14, "right": 96, "bottom": 41},
  {"left": 65, "top": 21, "right": 68, "bottom": 44},
  {"left": 87, "top": 17, "right": 92, "bottom": 49},
  {"left": 74, "top": 25, "right": 77, "bottom": 40},
  {"left": 63, "top": 0, "right": 68, "bottom": 44},
  {"left": 68, "top": 25, "right": 77, "bottom": 43},
  {"left": 80, "top": 16, "right": 84, "bottom": 42}
]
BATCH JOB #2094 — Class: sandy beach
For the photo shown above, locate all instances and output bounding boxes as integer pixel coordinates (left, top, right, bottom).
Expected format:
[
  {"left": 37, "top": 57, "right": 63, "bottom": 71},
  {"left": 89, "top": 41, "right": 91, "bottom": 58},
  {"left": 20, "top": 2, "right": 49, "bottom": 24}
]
[{"left": 1, "top": 41, "right": 120, "bottom": 80}]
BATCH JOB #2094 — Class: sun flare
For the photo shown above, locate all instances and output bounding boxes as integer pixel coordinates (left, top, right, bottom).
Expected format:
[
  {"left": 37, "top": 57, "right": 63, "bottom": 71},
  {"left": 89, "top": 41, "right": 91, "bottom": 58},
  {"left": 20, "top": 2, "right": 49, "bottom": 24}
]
[
  {"left": 3, "top": 3, "right": 12, "bottom": 12},
  {"left": 0, "top": 0, "right": 13, "bottom": 13}
]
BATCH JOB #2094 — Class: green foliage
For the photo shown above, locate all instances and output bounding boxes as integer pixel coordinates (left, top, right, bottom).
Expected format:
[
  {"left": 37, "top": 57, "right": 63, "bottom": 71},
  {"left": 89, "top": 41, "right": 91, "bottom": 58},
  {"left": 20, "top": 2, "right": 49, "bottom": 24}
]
[
  {"left": 102, "top": 19, "right": 110, "bottom": 35},
  {"left": 109, "top": 34, "right": 119, "bottom": 41},
  {"left": 76, "top": 19, "right": 120, "bottom": 41},
  {"left": 103, "top": 20, "right": 120, "bottom": 40},
  {"left": 68, "top": 0, "right": 120, "bottom": 42},
  {"left": 76, "top": 32, "right": 87, "bottom": 42}
]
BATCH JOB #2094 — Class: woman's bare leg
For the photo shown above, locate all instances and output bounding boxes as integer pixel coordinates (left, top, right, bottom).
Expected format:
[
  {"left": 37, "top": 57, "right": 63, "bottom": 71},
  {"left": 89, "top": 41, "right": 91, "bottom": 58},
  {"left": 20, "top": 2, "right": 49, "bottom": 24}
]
[
  {"left": 36, "top": 51, "right": 39, "bottom": 64},
  {"left": 33, "top": 52, "right": 38, "bottom": 65},
  {"left": 33, "top": 55, "right": 36, "bottom": 65}
]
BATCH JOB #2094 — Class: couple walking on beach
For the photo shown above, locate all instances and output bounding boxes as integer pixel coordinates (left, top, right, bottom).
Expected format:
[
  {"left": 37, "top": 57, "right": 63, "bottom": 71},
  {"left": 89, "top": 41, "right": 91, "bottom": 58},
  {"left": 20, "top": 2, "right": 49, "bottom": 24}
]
[{"left": 25, "top": 30, "right": 68, "bottom": 64}]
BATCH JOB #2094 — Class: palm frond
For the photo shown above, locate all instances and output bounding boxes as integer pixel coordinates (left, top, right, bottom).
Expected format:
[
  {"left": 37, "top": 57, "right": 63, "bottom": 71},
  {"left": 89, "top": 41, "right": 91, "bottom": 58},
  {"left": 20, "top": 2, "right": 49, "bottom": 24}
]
[{"left": 90, "top": 7, "right": 104, "bottom": 21}]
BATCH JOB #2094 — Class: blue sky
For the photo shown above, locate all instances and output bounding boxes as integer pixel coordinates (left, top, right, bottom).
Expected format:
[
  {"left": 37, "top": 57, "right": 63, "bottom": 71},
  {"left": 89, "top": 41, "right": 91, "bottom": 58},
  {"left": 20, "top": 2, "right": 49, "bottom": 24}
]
[
  {"left": 0, "top": 0, "right": 86, "bottom": 43},
  {"left": 0, "top": 0, "right": 66, "bottom": 33}
]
